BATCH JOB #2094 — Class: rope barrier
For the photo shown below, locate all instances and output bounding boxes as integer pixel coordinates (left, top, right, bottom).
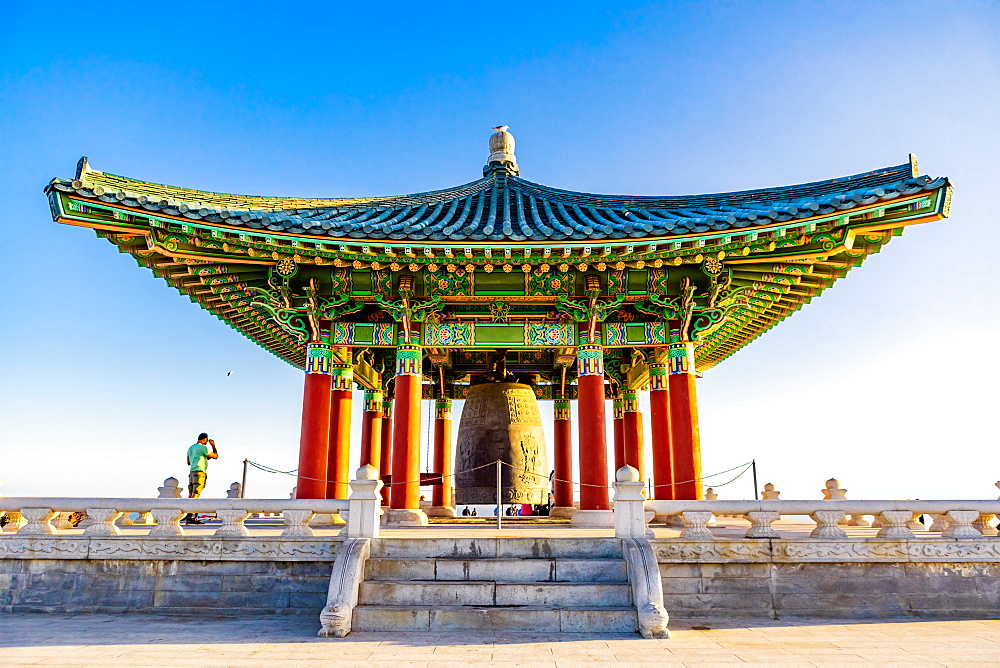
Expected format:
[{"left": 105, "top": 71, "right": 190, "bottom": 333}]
[
  {"left": 246, "top": 459, "right": 499, "bottom": 487},
  {"left": 247, "top": 458, "right": 755, "bottom": 492}
]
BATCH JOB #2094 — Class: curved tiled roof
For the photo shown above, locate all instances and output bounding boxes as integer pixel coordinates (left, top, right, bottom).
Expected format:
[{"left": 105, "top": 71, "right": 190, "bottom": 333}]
[{"left": 49, "top": 158, "right": 947, "bottom": 243}]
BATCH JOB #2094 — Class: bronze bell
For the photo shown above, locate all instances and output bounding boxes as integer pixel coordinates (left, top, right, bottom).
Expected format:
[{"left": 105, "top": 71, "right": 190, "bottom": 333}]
[{"left": 455, "top": 382, "right": 549, "bottom": 505}]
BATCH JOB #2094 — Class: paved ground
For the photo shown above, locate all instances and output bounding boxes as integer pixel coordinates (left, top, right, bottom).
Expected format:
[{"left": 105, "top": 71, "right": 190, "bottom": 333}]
[{"left": 2, "top": 614, "right": 999, "bottom": 666}]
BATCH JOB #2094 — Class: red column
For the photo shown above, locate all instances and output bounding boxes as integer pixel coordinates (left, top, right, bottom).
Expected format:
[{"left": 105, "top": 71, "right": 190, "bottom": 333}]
[
  {"left": 622, "top": 389, "right": 645, "bottom": 482},
  {"left": 552, "top": 399, "right": 574, "bottom": 510},
  {"left": 669, "top": 335, "right": 703, "bottom": 500},
  {"left": 295, "top": 341, "right": 333, "bottom": 499},
  {"left": 379, "top": 395, "right": 393, "bottom": 506},
  {"left": 612, "top": 397, "right": 625, "bottom": 473},
  {"left": 326, "top": 359, "right": 353, "bottom": 500},
  {"left": 576, "top": 344, "right": 610, "bottom": 511},
  {"left": 649, "top": 361, "right": 674, "bottom": 500},
  {"left": 431, "top": 398, "right": 453, "bottom": 509},
  {"left": 390, "top": 344, "right": 422, "bottom": 511},
  {"left": 359, "top": 389, "right": 383, "bottom": 468}
]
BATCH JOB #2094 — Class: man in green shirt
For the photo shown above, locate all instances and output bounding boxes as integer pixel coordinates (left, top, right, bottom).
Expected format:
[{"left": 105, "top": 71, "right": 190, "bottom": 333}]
[{"left": 185, "top": 433, "right": 218, "bottom": 524}]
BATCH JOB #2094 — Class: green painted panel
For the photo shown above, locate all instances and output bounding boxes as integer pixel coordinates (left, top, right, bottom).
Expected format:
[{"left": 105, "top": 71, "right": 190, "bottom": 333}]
[
  {"left": 352, "top": 271, "right": 373, "bottom": 296},
  {"left": 475, "top": 324, "right": 525, "bottom": 344},
  {"left": 473, "top": 271, "right": 525, "bottom": 296},
  {"left": 352, "top": 323, "right": 375, "bottom": 345},
  {"left": 625, "top": 323, "right": 647, "bottom": 345},
  {"left": 627, "top": 270, "right": 648, "bottom": 295}
]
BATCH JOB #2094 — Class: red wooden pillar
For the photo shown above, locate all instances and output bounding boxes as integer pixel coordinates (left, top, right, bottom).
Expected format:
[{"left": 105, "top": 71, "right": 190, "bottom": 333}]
[
  {"left": 612, "top": 397, "right": 626, "bottom": 473},
  {"left": 575, "top": 344, "right": 610, "bottom": 512},
  {"left": 622, "top": 389, "right": 645, "bottom": 483},
  {"left": 359, "top": 389, "right": 383, "bottom": 468},
  {"left": 379, "top": 394, "right": 393, "bottom": 506},
  {"left": 649, "top": 360, "right": 674, "bottom": 500},
  {"left": 551, "top": 398, "right": 575, "bottom": 513},
  {"left": 668, "top": 334, "right": 703, "bottom": 500},
  {"left": 390, "top": 344, "right": 423, "bottom": 514},
  {"left": 295, "top": 341, "right": 333, "bottom": 499},
  {"left": 430, "top": 398, "right": 453, "bottom": 511},
  {"left": 326, "top": 359, "right": 353, "bottom": 500}
]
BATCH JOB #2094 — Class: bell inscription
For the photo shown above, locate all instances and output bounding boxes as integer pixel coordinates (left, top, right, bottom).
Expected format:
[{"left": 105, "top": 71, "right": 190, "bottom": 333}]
[{"left": 455, "top": 382, "right": 549, "bottom": 505}]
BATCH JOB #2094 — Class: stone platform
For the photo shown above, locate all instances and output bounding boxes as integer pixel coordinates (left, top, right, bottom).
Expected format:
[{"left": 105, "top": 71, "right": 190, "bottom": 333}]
[{"left": 3, "top": 613, "right": 1000, "bottom": 666}]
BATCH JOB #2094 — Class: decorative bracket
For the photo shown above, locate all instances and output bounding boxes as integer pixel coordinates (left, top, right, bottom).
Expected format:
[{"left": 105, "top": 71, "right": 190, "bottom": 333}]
[
  {"left": 555, "top": 279, "right": 626, "bottom": 344},
  {"left": 373, "top": 283, "right": 442, "bottom": 344},
  {"left": 250, "top": 275, "right": 363, "bottom": 343}
]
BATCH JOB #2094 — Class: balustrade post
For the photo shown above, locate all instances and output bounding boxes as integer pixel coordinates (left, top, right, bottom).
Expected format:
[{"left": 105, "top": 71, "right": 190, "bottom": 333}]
[
  {"left": 612, "top": 465, "right": 650, "bottom": 539},
  {"left": 943, "top": 510, "right": 981, "bottom": 539},
  {"left": 810, "top": 510, "right": 848, "bottom": 538},
  {"left": 281, "top": 509, "right": 316, "bottom": 537},
  {"left": 348, "top": 464, "right": 383, "bottom": 538},
  {"left": 875, "top": 511, "right": 914, "bottom": 538},
  {"left": 149, "top": 509, "right": 185, "bottom": 536},
  {"left": 214, "top": 509, "right": 250, "bottom": 537},
  {"left": 16, "top": 508, "right": 57, "bottom": 536},
  {"left": 680, "top": 511, "right": 714, "bottom": 540},
  {"left": 744, "top": 511, "right": 779, "bottom": 539},
  {"left": 83, "top": 509, "right": 123, "bottom": 536}
]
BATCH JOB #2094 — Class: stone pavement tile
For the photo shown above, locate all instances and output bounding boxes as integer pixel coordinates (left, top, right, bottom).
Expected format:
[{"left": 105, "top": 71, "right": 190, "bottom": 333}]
[
  {"left": 791, "top": 654, "right": 868, "bottom": 662},
  {"left": 453, "top": 664, "right": 557, "bottom": 668},
  {"left": 654, "top": 641, "right": 725, "bottom": 649}
]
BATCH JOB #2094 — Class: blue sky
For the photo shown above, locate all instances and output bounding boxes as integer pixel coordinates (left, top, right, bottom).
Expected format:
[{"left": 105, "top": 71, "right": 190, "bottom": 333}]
[{"left": 1, "top": 1, "right": 998, "bottom": 501}]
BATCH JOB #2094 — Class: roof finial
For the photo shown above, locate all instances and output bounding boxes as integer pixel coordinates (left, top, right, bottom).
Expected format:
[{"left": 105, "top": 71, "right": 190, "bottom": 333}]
[{"left": 485, "top": 126, "right": 518, "bottom": 176}]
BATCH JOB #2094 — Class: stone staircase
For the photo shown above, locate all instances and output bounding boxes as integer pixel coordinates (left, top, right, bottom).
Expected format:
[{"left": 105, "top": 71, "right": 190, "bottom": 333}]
[{"left": 352, "top": 537, "right": 638, "bottom": 633}]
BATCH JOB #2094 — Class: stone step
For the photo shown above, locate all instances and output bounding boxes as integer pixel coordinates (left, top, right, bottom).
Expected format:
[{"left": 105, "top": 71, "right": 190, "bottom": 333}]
[
  {"left": 365, "top": 557, "right": 628, "bottom": 583},
  {"left": 352, "top": 605, "right": 638, "bottom": 633},
  {"left": 369, "top": 537, "right": 624, "bottom": 560},
  {"left": 358, "top": 581, "right": 633, "bottom": 607}
]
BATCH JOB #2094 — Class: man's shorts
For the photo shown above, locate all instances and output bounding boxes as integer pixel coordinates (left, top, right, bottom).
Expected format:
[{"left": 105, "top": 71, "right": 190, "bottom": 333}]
[{"left": 188, "top": 471, "right": 207, "bottom": 498}]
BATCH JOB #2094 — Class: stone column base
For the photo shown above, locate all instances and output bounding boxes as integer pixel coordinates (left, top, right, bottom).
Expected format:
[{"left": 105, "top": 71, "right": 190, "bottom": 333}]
[
  {"left": 569, "top": 509, "right": 615, "bottom": 527},
  {"left": 548, "top": 506, "right": 577, "bottom": 519},
  {"left": 384, "top": 508, "right": 429, "bottom": 527},
  {"left": 426, "top": 506, "right": 456, "bottom": 518}
]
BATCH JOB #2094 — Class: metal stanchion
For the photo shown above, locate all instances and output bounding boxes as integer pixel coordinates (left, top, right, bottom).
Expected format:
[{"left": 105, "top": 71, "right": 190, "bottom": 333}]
[
  {"left": 241, "top": 459, "right": 248, "bottom": 498},
  {"left": 496, "top": 460, "right": 502, "bottom": 530}
]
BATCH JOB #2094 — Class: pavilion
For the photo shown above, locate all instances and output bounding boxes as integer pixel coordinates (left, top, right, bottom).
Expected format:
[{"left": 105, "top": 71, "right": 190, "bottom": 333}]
[{"left": 45, "top": 128, "right": 951, "bottom": 525}]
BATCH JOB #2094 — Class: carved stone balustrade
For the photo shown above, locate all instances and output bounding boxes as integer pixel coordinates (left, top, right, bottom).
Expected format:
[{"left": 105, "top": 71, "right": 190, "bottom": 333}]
[
  {"left": 745, "top": 511, "right": 779, "bottom": 538},
  {"left": 942, "top": 510, "right": 981, "bottom": 539},
  {"left": 83, "top": 509, "right": 123, "bottom": 536},
  {"left": 680, "top": 512, "right": 714, "bottom": 539},
  {"left": 215, "top": 509, "right": 250, "bottom": 537},
  {"left": 643, "top": 499, "right": 1000, "bottom": 542},
  {"left": 809, "top": 510, "right": 848, "bottom": 538}
]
